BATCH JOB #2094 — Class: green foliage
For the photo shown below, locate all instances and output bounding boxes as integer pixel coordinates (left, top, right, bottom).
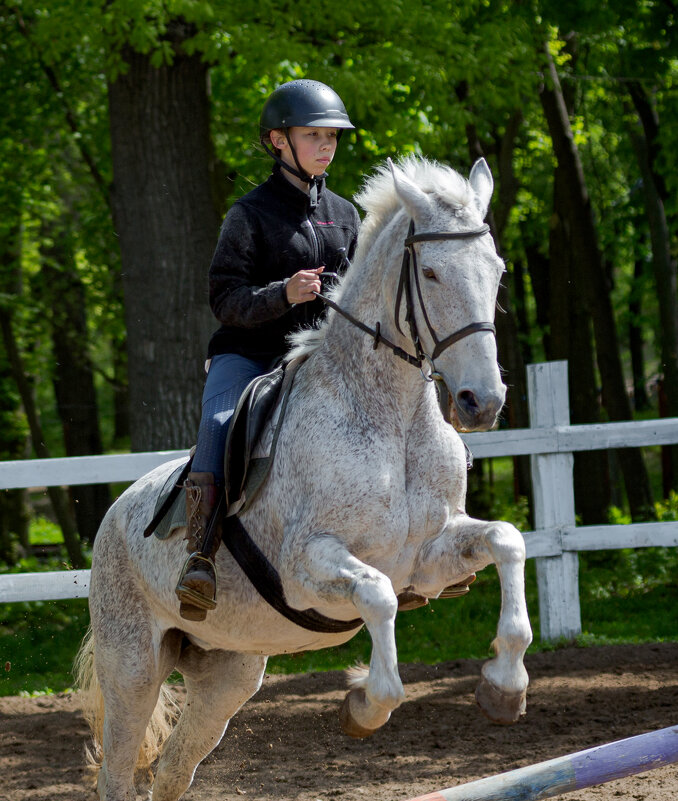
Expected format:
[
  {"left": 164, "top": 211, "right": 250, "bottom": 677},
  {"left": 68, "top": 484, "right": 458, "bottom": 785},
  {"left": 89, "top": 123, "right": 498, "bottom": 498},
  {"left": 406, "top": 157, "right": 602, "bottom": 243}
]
[
  {"left": 0, "top": 546, "right": 92, "bottom": 574},
  {"left": 0, "top": 363, "right": 28, "bottom": 461},
  {"left": 0, "top": 598, "right": 89, "bottom": 696},
  {"left": 581, "top": 546, "right": 678, "bottom": 601},
  {"left": 580, "top": 494, "right": 678, "bottom": 601},
  {"left": 28, "top": 515, "right": 63, "bottom": 545}
]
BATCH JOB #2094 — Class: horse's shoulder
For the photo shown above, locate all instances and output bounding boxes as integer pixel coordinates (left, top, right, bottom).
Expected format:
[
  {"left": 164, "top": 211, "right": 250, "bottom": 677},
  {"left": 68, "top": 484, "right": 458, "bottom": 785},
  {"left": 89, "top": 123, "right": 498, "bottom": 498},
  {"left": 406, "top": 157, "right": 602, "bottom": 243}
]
[{"left": 408, "top": 410, "right": 467, "bottom": 473}]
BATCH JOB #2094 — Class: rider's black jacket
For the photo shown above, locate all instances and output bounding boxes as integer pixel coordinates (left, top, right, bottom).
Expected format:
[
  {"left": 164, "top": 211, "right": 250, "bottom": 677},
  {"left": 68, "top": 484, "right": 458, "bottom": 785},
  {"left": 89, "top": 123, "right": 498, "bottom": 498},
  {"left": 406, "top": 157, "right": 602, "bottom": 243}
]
[{"left": 207, "top": 165, "right": 361, "bottom": 363}]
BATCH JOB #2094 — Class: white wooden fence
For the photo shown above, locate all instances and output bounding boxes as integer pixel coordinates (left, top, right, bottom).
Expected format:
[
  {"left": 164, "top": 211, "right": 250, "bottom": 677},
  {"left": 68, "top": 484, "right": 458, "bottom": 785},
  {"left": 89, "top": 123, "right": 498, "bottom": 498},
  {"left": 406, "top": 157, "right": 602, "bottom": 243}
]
[{"left": 1, "top": 361, "right": 677, "bottom": 641}]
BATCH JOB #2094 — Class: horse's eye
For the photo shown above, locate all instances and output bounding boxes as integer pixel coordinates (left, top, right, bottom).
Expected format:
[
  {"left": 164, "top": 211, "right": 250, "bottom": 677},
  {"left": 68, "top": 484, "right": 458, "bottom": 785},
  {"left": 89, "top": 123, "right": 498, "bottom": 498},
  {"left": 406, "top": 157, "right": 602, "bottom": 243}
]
[{"left": 422, "top": 267, "right": 438, "bottom": 281}]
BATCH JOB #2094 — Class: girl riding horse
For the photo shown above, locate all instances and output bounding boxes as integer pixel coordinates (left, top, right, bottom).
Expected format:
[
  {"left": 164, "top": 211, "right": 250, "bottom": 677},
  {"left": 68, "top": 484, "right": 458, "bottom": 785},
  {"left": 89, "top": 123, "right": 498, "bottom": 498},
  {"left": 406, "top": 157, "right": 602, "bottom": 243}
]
[{"left": 176, "top": 80, "right": 361, "bottom": 620}]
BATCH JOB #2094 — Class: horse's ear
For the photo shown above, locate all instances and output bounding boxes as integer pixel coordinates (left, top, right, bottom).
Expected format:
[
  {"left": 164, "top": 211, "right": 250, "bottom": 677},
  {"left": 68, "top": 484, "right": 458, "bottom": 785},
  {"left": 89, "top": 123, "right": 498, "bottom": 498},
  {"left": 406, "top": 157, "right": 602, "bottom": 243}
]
[
  {"left": 388, "top": 158, "right": 432, "bottom": 219},
  {"left": 469, "top": 158, "right": 494, "bottom": 219}
]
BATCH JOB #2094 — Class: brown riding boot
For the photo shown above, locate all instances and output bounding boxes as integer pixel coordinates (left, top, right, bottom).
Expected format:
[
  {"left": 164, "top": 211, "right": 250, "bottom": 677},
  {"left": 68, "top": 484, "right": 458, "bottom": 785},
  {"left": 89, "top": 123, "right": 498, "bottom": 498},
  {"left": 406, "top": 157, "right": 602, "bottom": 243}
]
[{"left": 175, "top": 472, "right": 222, "bottom": 621}]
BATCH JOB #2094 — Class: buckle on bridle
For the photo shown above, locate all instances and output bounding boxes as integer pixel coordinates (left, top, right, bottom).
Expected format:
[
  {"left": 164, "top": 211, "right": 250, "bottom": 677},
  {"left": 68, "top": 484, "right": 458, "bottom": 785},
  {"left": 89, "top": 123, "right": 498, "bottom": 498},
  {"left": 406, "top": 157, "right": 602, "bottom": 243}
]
[{"left": 420, "top": 353, "right": 439, "bottom": 383}]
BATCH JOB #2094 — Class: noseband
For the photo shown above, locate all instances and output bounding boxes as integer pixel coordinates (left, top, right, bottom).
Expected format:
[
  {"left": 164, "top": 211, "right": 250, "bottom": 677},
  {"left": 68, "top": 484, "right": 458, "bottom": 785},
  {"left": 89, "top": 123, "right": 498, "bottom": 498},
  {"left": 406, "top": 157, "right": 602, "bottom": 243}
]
[
  {"left": 315, "top": 218, "right": 496, "bottom": 379},
  {"left": 395, "top": 220, "right": 496, "bottom": 377}
]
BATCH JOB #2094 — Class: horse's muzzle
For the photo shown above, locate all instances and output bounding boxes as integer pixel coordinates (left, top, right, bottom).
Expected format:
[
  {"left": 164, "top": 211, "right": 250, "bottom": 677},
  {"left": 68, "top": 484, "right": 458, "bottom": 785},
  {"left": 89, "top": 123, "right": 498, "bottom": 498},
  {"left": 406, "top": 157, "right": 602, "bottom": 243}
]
[{"left": 454, "top": 386, "right": 505, "bottom": 431}]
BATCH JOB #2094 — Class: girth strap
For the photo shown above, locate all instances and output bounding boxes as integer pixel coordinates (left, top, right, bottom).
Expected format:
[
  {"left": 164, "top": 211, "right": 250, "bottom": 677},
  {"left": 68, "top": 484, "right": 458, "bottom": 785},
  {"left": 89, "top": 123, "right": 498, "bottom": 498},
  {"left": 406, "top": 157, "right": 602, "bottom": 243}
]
[{"left": 223, "top": 513, "right": 364, "bottom": 634}]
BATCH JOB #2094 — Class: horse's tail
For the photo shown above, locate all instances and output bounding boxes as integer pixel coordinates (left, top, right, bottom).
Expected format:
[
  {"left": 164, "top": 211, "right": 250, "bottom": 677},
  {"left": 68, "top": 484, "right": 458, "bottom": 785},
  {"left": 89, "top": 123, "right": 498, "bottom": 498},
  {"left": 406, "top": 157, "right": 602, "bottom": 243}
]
[
  {"left": 74, "top": 626, "right": 180, "bottom": 780},
  {"left": 73, "top": 626, "right": 104, "bottom": 775}
]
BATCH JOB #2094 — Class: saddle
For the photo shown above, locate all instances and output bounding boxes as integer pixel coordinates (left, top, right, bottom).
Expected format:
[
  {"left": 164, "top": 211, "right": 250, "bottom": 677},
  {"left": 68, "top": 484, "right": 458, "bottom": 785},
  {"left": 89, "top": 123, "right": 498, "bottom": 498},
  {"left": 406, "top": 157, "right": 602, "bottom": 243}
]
[
  {"left": 145, "top": 354, "right": 473, "bottom": 632},
  {"left": 144, "top": 356, "right": 304, "bottom": 539},
  {"left": 225, "top": 356, "right": 303, "bottom": 515}
]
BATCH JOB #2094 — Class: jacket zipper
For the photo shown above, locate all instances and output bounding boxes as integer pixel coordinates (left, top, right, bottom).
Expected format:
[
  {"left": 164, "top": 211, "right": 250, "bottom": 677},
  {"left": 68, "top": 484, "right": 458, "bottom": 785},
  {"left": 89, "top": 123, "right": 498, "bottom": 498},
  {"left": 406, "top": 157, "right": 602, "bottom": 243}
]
[
  {"left": 306, "top": 210, "right": 320, "bottom": 267},
  {"left": 305, "top": 206, "right": 322, "bottom": 325}
]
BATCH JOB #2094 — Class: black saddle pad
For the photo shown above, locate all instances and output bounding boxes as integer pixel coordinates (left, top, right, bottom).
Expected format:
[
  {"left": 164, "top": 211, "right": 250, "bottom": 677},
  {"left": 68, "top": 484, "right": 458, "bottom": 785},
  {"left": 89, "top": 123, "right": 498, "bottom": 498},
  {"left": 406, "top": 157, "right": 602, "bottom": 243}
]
[
  {"left": 224, "top": 357, "right": 303, "bottom": 512},
  {"left": 224, "top": 363, "right": 285, "bottom": 509},
  {"left": 150, "top": 459, "right": 190, "bottom": 540},
  {"left": 147, "top": 357, "right": 304, "bottom": 540}
]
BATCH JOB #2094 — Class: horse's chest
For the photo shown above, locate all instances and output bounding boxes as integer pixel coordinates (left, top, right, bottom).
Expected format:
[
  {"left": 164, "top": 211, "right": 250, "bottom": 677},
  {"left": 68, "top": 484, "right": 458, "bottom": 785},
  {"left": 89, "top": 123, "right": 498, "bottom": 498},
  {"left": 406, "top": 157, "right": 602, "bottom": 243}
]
[
  {"left": 403, "top": 433, "right": 465, "bottom": 532},
  {"left": 339, "top": 459, "right": 410, "bottom": 532},
  {"left": 334, "top": 452, "right": 453, "bottom": 565}
]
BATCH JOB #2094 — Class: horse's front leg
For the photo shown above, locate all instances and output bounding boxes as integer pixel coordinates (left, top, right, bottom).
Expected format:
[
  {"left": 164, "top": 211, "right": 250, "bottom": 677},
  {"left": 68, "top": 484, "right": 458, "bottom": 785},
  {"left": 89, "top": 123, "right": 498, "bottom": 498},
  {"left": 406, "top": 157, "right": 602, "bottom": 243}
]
[
  {"left": 412, "top": 516, "right": 532, "bottom": 724},
  {"left": 280, "top": 531, "right": 404, "bottom": 738}
]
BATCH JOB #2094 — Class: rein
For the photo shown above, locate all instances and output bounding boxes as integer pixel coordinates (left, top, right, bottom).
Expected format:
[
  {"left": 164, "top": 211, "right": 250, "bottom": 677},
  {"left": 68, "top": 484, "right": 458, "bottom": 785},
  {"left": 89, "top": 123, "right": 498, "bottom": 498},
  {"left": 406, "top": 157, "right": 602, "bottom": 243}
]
[
  {"left": 213, "top": 218, "right": 497, "bottom": 635},
  {"left": 315, "top": 219, "right": 496, "bottom": 380}
]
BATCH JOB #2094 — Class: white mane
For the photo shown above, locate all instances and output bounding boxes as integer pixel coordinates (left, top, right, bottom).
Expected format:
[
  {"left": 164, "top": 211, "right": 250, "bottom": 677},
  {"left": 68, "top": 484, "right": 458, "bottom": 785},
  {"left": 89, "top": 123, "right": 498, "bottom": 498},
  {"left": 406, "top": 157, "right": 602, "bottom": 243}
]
[
  {"left": 354, "top": 155, "right": 475, "bottom": 261},
  {"left": 287, "top": 156, "right": 475, "bottom": 361}
]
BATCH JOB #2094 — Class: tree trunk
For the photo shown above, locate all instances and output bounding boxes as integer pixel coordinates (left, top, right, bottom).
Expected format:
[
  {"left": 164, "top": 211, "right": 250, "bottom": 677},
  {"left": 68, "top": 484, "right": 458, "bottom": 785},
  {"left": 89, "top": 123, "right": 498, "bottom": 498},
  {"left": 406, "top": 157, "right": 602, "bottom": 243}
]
[
  {"left": 523, "top": 241, "right": 551, "bottom": 356},
  {"left": 107, "top": 21, "right": 220, "bottom": 450},
  {"left": 38, "top": 222, "right": 111, "bottom": 544},
  {"left": 0, "top": 219, "right": 31, "bottom": 564},
  {"left": 0, "top": 310, "right": 85, "bottom": 568},
  {"left": 548, "top": 167, "right": 610, "bottom": 523},
  {"left": 112, "top": 341, "right": 130, "bottom": 444},
  {"left": 539, "top": 44, "right": 654, "bottom": 520},
  {"left": 627, "top": 82, "right": 678, "bottom": 492},
  {"left": 0, "top": 486, "right": 30, "bottom": 564},
  {"left": 461, "top": 113, "right": 532, "bottom": 505},
  {"left": 629, "top": 258, "right": 650, "bottom": 412}
]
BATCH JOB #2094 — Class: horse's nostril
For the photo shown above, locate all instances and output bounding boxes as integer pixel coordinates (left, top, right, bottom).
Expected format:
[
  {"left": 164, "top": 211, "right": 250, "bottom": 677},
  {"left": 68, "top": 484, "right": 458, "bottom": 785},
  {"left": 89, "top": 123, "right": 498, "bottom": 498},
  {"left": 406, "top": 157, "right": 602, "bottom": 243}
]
[{"left": 457, "top": 390, "right": 478, "bottom": 410}]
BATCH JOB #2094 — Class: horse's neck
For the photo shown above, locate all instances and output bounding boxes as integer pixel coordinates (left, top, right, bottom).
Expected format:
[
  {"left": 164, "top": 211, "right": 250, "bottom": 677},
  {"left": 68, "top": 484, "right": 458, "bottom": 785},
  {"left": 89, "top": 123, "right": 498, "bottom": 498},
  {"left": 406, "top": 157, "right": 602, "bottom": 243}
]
[{"left": 316, "top": 244, "right": 429, "bottom": 426}]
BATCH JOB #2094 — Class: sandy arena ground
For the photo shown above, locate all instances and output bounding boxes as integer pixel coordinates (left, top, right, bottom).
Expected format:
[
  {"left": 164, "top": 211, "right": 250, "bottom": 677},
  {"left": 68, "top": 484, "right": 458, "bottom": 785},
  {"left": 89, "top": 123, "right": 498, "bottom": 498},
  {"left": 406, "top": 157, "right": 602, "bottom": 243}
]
[{"left": 1, "top": 642, "right": 677, "bottom": 801}]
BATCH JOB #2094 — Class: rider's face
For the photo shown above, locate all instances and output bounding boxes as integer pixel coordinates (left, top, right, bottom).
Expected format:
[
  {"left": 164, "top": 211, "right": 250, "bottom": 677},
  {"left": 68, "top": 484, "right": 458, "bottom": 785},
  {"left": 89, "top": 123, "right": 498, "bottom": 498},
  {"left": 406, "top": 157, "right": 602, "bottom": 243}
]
[{"left": 271, "top": 126, "right": 338, "bottom": 177}]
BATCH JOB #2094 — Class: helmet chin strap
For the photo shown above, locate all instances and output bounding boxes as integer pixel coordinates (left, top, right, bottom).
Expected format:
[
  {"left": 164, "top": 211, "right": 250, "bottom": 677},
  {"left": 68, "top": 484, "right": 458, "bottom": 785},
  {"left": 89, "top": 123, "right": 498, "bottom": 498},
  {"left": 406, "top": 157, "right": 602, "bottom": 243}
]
[{"left": 262, "top": 129, "right": 325, "bottom": 208}]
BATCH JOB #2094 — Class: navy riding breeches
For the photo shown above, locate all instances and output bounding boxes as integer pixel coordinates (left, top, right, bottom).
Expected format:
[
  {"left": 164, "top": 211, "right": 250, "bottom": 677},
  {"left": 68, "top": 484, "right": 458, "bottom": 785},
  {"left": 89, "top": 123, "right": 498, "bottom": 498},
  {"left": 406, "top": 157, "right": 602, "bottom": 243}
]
[{"left": 191, "top": 353, "right": 270, "bottom": 483}]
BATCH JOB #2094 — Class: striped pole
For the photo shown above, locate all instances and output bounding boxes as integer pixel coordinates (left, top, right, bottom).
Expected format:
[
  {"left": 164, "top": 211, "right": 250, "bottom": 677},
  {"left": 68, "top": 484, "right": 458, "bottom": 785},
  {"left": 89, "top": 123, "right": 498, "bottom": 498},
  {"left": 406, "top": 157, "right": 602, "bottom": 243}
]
[{"left": 405, "top": 725, "right": 678, "bottom": 801}]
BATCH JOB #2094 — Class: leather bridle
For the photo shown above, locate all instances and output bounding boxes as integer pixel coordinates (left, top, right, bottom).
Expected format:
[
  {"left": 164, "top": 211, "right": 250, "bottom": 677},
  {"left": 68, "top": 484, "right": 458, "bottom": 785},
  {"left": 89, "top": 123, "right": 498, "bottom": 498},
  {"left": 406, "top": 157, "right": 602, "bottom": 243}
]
[
  {"left": 198, "top": 219, "right": 498, "bottom": 636},
  {"left": 315, "top": 219, "right": 497, "bottom": 381}
]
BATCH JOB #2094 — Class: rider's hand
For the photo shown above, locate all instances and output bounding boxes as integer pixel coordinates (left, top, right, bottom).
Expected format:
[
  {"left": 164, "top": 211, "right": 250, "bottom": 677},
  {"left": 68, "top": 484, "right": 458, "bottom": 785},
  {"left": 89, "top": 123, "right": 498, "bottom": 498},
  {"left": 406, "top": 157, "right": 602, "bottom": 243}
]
[{"left": 286, "top": 266, "right": 324, "bottom": 304}]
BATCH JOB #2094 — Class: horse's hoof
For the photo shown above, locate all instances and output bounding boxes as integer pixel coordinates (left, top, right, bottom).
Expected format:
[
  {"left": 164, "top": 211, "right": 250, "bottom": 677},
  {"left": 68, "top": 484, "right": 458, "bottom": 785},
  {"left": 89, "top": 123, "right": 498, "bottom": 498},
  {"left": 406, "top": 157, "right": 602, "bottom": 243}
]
[
  {"left": 475, "top": 675, "right": 526, "bottom": 725},
  {"left": 178, "top": 601, "right": 208, "bottom": 621},
  {"left": 339, "top": 688, "right": 378, "bottom": 739}
]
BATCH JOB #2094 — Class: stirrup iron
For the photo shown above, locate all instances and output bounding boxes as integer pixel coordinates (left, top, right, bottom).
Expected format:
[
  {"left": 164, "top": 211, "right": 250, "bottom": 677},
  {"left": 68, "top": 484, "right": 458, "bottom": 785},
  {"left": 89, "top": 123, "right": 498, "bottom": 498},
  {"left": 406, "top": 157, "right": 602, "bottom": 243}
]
[{"left": 175, "top": 552, "right": 218, "bottom": 611}]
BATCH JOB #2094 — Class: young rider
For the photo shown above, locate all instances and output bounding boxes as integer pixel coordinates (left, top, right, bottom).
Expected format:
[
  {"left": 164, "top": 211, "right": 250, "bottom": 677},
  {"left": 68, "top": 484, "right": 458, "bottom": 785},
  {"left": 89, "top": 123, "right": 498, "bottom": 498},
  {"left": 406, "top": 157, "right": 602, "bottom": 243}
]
[{"left": 175, "top": 79, "right": 361, "bottom": 621}]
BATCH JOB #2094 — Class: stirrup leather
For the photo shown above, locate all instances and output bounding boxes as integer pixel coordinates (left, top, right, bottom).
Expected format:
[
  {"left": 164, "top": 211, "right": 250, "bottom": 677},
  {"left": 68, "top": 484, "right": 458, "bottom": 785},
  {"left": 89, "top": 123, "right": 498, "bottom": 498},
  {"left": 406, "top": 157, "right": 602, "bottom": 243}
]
[{"left": 175, "top": 552, "right": 218, "bottom": 611}]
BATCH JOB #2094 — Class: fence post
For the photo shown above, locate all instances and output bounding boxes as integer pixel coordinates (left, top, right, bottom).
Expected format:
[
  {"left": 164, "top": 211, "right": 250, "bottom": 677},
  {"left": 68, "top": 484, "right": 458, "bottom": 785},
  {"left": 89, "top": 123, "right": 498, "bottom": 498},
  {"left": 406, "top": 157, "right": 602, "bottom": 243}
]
[{"left": 527, "top": 361, "right": 581, "bottom": 641}]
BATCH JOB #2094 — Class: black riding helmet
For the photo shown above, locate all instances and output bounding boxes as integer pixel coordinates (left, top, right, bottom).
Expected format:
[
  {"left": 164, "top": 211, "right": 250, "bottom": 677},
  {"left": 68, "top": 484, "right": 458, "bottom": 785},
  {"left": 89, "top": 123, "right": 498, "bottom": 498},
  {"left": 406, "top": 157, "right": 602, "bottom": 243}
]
[{"left": 260, "top": 79, "right": 354, "bottom": 207}]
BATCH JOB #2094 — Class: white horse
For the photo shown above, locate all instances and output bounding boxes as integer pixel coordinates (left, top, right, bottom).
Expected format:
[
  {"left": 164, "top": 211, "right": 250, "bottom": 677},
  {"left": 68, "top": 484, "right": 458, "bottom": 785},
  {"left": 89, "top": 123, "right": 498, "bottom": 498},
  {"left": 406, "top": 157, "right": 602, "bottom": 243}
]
[{"left": 77, "top": 156, "right": 532, "bottom": 801}]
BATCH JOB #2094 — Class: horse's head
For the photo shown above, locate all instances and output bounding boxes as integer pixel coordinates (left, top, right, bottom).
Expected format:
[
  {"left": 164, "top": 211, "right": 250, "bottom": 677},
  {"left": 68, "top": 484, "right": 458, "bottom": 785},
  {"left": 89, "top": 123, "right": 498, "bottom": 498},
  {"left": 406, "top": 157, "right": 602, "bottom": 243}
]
[{"left": 389, "top": 157, "right": 506, "bottom": 431}]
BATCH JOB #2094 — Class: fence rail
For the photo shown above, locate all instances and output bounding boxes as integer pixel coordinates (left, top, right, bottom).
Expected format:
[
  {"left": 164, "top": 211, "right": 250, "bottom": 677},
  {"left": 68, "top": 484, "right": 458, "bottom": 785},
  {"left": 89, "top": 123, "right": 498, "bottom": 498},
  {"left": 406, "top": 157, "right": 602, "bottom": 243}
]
[{"left": 1, "top": 361, "right": 676, "bottom": 640}]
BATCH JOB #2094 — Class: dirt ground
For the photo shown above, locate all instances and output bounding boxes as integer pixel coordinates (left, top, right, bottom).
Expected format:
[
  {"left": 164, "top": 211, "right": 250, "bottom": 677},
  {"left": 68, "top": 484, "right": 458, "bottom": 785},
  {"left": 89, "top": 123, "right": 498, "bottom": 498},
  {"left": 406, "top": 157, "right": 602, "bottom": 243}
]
[{"left": 1, "top": 642, "right": 677, "bottom": 801}]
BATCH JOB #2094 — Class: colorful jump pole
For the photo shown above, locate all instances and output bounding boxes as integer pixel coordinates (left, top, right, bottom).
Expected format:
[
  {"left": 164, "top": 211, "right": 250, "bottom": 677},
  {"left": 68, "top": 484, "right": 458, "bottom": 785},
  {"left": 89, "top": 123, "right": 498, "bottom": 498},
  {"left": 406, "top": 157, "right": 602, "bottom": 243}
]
[{"left": 405, "top": 724, "right": 678, "bottom": 801}]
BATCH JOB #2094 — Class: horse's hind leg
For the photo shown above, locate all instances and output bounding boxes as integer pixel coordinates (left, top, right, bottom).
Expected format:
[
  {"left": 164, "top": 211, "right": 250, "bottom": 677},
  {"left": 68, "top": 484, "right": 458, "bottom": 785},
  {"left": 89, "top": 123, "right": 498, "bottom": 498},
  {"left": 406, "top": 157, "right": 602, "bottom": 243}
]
[
  {"left": 412, "top": 517, "right": 532, "bottom": 724},
  {"left": 92, "top": 619, "right": 181, "bottom": 801},
  {"left": 150, "top": 646, "right": 267, "bottom": 801}
]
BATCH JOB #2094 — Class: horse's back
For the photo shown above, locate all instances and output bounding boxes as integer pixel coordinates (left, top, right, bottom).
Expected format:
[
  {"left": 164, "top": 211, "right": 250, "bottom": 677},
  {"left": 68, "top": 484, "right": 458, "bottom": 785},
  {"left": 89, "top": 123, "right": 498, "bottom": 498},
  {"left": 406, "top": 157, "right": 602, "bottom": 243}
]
[{"left": 91, "top": 458, "right": 187, "bottom": 601}]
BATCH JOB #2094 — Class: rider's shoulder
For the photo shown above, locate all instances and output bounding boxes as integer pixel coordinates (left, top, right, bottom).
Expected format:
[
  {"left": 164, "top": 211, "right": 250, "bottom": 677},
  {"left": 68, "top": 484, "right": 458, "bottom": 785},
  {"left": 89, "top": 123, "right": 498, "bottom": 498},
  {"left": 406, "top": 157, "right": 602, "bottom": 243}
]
[{"left": 318, "top": 187, "right": 361, "bottom": 228}]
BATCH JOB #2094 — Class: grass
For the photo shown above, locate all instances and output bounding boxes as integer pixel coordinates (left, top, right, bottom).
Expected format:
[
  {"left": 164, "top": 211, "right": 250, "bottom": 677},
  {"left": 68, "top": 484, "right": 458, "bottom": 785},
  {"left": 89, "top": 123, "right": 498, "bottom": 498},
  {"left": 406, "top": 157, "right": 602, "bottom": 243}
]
[
  {"left": 0, "top": 518, "right": 91, "bottom": 696},
  {"left": 2, "top": 553, "right": 675, "bottom": 697},
  {"left": 1, "top": 490, "right": 677, "bottom": 697},
  {"left": 0, "top": 598, "right": 89, "bottom": 697}
]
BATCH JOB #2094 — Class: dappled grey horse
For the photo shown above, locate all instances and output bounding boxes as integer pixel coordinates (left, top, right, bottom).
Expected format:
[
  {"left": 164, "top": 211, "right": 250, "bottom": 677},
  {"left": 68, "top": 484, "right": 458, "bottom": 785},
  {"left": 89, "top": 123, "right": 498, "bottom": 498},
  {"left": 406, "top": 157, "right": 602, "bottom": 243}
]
[{"left": 77, "top": 156, "right": 532, "bottom": 801}]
